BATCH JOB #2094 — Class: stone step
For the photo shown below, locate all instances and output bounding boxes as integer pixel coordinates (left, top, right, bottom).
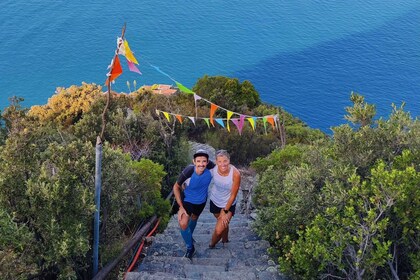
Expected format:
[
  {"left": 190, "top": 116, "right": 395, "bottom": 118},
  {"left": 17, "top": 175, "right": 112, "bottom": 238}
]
[
  {"left": 125, "top": 271, "right": 194, "bottom": 280},
  {"left": 146, "top": 241, "right": 270, "bottom": 261},
  {"left": 141, "top": 255, "right": 271, "bottom": 268},
  {"left": 166, "top": 219, "right": 251, "bottom": 227},
  {"left": 142, "top": 256, "right": 230, "bottom": 266},
  {"left": 162, "top": 225, "right": 256, "bottom": 236},
  {"left": 139, "top": 261, "right": 227, "bottom": 277},
  {"left": 127, "top": 266, "right": 284, "bottom": 280},
  {"left": 166, "top": 216, "right": 251, "bottom": 226},
  {"left": 151, "top": 233, "right": 261, "bottom": 247}
]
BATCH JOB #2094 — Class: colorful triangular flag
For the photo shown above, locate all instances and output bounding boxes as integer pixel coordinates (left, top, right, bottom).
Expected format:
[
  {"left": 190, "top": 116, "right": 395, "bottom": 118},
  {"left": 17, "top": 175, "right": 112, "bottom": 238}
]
[
  {"left": 210, "top": 104, "right": 218, "bottom": 127},
  {"left": 176, "top": 115, "right": 183, "bottom": 124},
  {"left": 188, "top": 116, "right": 196, "bottom": 126},
  {"left": 203, "top": 118, "right": 210, "bottom": 128},
  {"left": 106, "top": 55, "right": 123, "bottom": 86},
  {"left": 263, "top": 116, "right": 268, "bottom": 134},
  {"left": 215, "top": 118, "right": 225, "bottom": 128},
  {"left": 247, "top": 117, "right": 256, "bottom": 130},
  {"left": 127, "top": 60, "right": 142, "bottom": 74},
  {"left": 163, "top": 112, "right": 170, "bottom": 122},
  {"left": 124, "top": 40, "right": 139, "bottom": 64},
  {"left": 176, "top": 82, "right": 195, "bottom": 94},
  {"left": 267, "top": 115, "right": 275, "bottom": 130}
]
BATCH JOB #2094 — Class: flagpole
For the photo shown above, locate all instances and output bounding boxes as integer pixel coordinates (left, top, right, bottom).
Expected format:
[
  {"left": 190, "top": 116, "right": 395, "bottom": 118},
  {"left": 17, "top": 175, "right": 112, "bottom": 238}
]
[{"left": 93, "top": 23, "right": 126, "bottom": 277}]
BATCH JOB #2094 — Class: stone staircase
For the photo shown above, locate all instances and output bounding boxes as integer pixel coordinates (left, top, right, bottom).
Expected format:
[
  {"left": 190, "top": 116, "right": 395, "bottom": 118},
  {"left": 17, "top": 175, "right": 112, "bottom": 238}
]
[{"left": 126, "top": 189, "right": 285, "bottom": 280}]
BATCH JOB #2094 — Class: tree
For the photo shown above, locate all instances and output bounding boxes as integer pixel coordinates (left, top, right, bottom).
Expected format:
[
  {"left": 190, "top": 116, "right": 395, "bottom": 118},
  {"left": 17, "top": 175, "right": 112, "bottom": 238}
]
[
  {"left": 252, "top": 95, "right": 420, "bottom": 279},
  {"left": 344, "top": 92, "right": 376, "bottom": 128},
  {"left": 29, "top": 83, "right": 103, "bottom": 127},
  {"left": 192, "top": 75, "right": 261, "bottom": 111}
]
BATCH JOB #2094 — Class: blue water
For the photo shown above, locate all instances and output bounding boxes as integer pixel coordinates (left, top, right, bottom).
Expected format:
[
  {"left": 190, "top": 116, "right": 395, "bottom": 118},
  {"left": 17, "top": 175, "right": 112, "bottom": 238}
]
[{"left": 1, "top": 1, "right": 419, "bottom": 132}]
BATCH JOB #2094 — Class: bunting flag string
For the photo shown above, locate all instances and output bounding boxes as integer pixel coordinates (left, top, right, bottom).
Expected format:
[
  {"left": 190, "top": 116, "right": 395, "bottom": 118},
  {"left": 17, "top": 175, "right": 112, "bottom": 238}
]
[
  {"left": 137, "top": 56, "right": 276, "bottom": 121},
  {"left": 155, "top": 109, "right": 278, "bottom": 134},
  {"left": 113, "top": 46, "right": 281, "bottom": 135}
]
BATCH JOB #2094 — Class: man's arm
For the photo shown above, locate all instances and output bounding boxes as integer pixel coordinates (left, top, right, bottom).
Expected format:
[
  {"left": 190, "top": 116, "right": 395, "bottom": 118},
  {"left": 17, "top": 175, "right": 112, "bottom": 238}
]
[
  {"left": 173, "top": 181, "right": 184, "bottom": 209},
  {"left": 173, "top": 165, "right": 194, "bottom": 222}
]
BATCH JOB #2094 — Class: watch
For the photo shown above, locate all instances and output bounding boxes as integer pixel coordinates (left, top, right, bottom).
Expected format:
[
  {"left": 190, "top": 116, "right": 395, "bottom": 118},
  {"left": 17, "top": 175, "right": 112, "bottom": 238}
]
[{"left": 223, "top": 209, "right": 229, "bottom": 214}]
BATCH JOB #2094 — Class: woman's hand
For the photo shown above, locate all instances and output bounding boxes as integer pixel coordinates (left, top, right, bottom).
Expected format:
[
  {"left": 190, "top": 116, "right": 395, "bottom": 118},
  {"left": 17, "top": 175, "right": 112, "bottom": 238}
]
[{"left": 220, "top": 211, "right": 231, "bottom": 227}]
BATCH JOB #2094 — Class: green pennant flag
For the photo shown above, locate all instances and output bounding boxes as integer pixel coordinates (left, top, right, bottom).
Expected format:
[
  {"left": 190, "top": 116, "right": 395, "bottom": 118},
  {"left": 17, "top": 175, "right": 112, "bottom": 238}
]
[
  {"left": 175, "top": 81, "right": 194, "bottom": 94},
  {"left": 263, "top": 117, "right": 268, "bottom": 135},
  {"left": 203, "top": 118, "right": 210, "bottom": 128}
]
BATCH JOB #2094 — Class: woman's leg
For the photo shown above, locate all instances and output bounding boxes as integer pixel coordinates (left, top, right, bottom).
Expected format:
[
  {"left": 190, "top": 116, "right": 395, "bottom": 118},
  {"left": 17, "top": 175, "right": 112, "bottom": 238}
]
[{"left": 210, "top": 212, "right": 232, "bottom": 247}]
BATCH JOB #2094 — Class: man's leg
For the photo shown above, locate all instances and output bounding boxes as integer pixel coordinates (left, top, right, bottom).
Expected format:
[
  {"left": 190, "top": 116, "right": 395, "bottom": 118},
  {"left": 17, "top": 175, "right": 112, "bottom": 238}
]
[
  {"left": 188, "top": 216, "right": 198, "bottom": 234},
  {"left": 179, "top": 206, "right": 193, "bottom": 250}
]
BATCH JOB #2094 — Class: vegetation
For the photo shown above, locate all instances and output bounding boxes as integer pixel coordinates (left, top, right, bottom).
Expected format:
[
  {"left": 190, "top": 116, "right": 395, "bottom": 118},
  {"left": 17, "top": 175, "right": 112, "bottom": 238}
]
[
  {"left": 0, "top": 89, "right": 175, "bottom": 279},
  {"left": 252, "top": 93, "right": 420, "bottom": 279},
  {"left": 189, "top": 75, "right": 324, "bottom": 165},
  {"left": 3, "top": 75, "right": 416, "bottom": 280},
  {"left": 0, "top": 76, "right": 302, "bottom": 279}
]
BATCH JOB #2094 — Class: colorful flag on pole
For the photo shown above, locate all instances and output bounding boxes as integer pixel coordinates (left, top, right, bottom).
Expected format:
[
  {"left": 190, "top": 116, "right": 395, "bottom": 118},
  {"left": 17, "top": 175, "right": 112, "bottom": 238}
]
[
  {"left": 127, "top": 60, "right": 142, "bottom": 74},
  {"left": 124, "top": 40, "right": 139, "bottom": 64},
  {"left": 106, "top": 55, "right": 123, "bottom": 86}
]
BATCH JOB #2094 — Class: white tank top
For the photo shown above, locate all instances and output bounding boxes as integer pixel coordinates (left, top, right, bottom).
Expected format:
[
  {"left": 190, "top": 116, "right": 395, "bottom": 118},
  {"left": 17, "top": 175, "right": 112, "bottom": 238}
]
[{"left": 210, "top": 165, "right": 237, "bottom": 208}]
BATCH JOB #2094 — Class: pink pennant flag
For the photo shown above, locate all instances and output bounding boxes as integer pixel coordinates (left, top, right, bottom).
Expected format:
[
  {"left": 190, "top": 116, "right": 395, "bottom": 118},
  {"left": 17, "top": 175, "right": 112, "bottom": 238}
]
[
  {"left": 231, "top": 116, "right": 245, "bottom": 135},
  {"left": 239, "top": 115, "right": 245, "bottom": 132},
  {"left": 127, "top": 60, "right": 142, "bottom": 75}
]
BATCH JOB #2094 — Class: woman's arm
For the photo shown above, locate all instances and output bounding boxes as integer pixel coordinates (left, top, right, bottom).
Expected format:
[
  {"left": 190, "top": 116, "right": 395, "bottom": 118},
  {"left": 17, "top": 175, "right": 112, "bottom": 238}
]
[{"left": 223, "top": 167, "right": 241, "bottom": 213}]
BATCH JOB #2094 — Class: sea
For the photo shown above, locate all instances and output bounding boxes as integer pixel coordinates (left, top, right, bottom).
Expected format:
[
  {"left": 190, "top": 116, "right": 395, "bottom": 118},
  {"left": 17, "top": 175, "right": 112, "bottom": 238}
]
[{"left": 1, "top": 0, "right": 419, "bottom": 133}]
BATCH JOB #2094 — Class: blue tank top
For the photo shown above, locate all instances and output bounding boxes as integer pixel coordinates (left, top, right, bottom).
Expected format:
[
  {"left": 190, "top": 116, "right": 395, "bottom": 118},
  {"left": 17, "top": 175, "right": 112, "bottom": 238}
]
[{"left": 177, "top": 165, "right": 212, "bottom": 204}]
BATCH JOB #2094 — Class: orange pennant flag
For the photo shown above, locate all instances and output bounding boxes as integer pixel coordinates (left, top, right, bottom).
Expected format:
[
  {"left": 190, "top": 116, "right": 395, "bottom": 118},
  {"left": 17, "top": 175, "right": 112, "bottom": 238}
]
[
  {"left": 210, "top": 104, "right": 218, "bottom": 127},
  {"left": 106, "top": 55, "right": 123, "bottom": 86},
  {"left": 267, "top": 116, "right": 275, "bottom": 130},
  {"left": 176, "top": 115, "right": 183, "bottom": 124}
]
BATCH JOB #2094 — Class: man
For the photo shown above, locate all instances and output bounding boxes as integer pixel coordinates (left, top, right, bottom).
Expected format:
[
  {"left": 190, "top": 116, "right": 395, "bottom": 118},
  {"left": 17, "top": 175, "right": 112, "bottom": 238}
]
[{"left": 173, "top": 149, "right": 214, "bottom": 259}]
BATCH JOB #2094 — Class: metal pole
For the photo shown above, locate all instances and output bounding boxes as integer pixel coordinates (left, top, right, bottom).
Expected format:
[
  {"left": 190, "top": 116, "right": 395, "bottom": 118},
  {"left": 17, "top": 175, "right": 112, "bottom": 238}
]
[
  {"left": 93, "top": 136, "right": 103, "bottom": 276},
  {"left": 93, "top": 23, "right": 126, "bottom": 277}
]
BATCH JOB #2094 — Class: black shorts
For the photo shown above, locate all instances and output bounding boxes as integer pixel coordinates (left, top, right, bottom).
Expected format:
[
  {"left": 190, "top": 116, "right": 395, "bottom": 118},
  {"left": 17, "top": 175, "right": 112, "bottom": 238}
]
[
  {"left": 210, "top": 200, "right": 236, "bottom": 216},
  {"left": 183, "top": 201, "right": 206, "bottom": 217}
]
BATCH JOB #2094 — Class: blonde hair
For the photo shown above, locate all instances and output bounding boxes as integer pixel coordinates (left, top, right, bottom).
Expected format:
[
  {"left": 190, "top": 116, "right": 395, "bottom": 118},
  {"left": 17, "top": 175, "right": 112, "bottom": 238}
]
[{"left": 215, "top": 149, "right": 230, "bottom": 160}]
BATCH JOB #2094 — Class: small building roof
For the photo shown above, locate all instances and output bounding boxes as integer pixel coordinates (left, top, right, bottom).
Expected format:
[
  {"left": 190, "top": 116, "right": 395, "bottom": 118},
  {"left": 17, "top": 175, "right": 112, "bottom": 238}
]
[{"left": 142, "top": 84, "right": 179, "bottom": 96}]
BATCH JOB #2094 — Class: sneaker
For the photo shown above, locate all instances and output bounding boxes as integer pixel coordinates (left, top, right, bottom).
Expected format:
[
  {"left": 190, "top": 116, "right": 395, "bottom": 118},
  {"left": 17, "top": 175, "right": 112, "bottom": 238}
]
[{"left": 184, "top": 246, "right": 196, "bottom": 260}]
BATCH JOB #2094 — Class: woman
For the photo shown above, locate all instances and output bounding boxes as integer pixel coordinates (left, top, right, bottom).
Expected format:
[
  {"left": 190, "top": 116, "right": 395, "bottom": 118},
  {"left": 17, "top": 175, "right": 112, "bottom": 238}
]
[{"left": 208, "top": 149, "right": 241, "bottom": 248}]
